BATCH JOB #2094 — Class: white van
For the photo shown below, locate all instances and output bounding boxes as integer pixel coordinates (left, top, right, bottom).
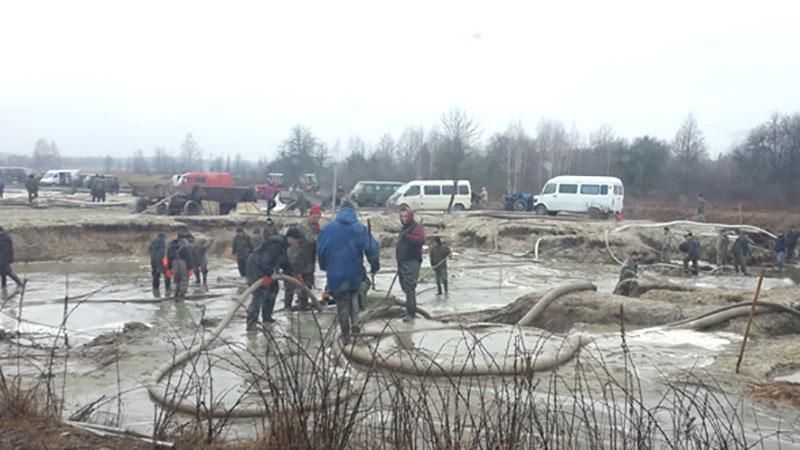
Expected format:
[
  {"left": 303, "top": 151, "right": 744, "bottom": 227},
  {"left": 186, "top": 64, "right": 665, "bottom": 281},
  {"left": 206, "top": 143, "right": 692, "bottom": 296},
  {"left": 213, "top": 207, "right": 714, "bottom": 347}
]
[
  {"left": 534, "top": 175, "right": 623, "bottom": 219},
  {"left": 387, "top": 180, "right": 472, "bottom": 211},
  {"left": 38, "top": 169, "right": 82, "bottom": 187}
]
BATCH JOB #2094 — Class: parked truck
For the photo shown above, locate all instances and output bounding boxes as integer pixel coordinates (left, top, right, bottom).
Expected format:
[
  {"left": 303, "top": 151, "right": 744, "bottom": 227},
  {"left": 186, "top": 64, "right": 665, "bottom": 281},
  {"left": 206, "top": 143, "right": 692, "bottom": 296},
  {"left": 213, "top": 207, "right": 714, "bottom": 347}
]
[{"left": 132, "top": 171, "right": 256, "bottom": 215}]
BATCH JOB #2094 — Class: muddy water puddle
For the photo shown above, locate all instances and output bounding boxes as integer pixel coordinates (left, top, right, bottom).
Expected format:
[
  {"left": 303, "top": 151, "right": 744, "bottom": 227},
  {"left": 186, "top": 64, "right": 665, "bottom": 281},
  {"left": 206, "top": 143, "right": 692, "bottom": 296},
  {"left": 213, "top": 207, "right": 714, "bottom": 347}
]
[{"left": 2, "top": 252, "right": 799, "bottom": 442}]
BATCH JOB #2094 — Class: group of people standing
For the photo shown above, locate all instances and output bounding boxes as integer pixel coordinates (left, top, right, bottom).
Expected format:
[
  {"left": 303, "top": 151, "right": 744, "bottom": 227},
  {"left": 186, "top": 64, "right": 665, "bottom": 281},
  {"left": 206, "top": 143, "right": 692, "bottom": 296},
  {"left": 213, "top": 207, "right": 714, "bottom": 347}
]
[
  {"left": 148, "top": 232, "right": 212, "bottom": 298},
  {"left": 87, "top": 174, "right": 109, "bottom": 202}
]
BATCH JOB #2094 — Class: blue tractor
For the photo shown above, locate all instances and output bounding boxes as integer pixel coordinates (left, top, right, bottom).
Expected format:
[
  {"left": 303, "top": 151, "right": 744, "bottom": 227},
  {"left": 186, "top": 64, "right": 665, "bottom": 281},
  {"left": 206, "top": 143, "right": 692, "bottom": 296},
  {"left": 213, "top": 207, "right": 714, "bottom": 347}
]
[{"left": 503, "top": 193, "right": 537, "bottom": 211}]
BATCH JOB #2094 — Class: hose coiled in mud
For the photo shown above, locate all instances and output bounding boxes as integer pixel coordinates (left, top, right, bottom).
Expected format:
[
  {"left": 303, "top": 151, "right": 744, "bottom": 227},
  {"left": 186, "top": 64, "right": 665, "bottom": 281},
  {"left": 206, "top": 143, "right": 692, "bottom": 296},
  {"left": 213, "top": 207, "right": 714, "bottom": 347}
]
[
  {"left": 145, "top": 274, "right": 348, "bottom": 418},
  {"left": 666, "top": 301, "right": 800, "bottom": 330},
  {"left": 340, "top": 282, "right": 596, "bottom": 377}
]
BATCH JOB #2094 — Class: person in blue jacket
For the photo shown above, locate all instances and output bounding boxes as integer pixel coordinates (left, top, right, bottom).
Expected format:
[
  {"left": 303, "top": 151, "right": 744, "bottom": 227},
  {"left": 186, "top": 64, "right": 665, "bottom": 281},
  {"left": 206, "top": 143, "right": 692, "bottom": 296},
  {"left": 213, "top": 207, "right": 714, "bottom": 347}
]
[{"left": 317, "top": 201, "right": 380, "bottom": 345}]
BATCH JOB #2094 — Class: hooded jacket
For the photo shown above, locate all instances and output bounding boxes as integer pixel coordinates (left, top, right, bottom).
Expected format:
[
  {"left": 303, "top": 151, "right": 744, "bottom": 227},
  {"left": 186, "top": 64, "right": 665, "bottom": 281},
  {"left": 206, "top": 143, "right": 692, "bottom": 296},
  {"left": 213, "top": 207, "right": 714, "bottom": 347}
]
[
  {"left": 149, "top": 234, "right": 167, "bottom": 268},
  {"left": 0, "top": 231, "right": 14, "bottom": 266},
  {"left": 246, "top": 235, "right": 291, "bottom": 285},
  {"left": 396, "top": 211, "right": 426, "bottom": 263},
  {"left": 317, "top": 207, "right": 380, "bottom": 294}
]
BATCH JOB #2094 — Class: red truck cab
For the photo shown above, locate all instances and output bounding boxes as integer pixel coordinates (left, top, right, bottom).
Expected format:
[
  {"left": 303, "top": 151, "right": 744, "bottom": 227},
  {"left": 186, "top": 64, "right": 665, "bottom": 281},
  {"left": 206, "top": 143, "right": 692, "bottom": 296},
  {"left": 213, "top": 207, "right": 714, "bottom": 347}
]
[{"left": 174, "top": 172, "right": 234, "bottom": 190}]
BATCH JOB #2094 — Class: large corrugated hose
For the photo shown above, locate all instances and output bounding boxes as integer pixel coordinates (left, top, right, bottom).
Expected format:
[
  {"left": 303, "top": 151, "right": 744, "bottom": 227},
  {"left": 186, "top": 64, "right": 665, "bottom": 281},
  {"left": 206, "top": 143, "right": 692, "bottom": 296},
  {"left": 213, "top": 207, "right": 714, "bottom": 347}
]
[{"left": 145, "top": 274, "right": 348, "bottom": 418}]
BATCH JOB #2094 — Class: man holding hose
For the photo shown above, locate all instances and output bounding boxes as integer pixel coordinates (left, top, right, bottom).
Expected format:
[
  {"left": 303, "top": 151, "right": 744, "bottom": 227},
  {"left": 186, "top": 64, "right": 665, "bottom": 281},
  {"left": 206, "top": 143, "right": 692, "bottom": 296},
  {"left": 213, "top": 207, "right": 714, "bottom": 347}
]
[{"left": 246, "top": 228, "right": 301, "bottom": 331}]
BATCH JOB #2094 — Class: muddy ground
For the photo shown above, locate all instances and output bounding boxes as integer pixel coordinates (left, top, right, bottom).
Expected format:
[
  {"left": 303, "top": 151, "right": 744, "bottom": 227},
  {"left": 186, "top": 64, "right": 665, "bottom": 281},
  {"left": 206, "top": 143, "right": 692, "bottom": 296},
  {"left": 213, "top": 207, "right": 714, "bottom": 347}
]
[{"left": 1, "top": 190, "right": 800, "bottom": 448}]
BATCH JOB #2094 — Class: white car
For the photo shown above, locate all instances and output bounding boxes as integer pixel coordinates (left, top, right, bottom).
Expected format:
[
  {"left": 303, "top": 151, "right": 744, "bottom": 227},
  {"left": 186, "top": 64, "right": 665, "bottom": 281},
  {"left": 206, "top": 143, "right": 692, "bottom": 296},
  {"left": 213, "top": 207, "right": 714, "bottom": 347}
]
[
  {"left": 387, "top": 180, "right": 472, "bottom": 211},
  {"left": 534, "top": 175, "right": 624, "bottom": 219}
]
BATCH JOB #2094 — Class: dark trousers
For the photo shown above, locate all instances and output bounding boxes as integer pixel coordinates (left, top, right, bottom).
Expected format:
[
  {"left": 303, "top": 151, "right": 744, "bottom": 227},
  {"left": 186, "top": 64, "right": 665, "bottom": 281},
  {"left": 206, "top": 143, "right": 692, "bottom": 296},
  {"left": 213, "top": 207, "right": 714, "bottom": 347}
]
[
  {"left": 334, "top": 290, "right": 359, "bottom": 342},
  {"left": 398, "top": 260, "right": 421, "bottom": 317},
  {"left": 194, "top": 263, "right": 208, "bottom": 286},
  {"left": 236, "top": 257, "right": 249, "bottom": 277},
  {"left": 151, "top": 266, "right": 172, "bottom": 291},
  {"left": 1, "top": 264, "right": 22, "bottom": 287},
  {"left": 284, "top": 272, "right": 315, "bottom": 309},
  {"left": 434, "top": 266, "right": 448, "bottom": 294},
  {"left": 683, "top": 256, "right": 699, "bottom": 275},
  {"left": 248, "top": 285, "right": 278, "bottom": 325},
  {"left": 733, "top": 252, "right": 748, "bottom": 274}
]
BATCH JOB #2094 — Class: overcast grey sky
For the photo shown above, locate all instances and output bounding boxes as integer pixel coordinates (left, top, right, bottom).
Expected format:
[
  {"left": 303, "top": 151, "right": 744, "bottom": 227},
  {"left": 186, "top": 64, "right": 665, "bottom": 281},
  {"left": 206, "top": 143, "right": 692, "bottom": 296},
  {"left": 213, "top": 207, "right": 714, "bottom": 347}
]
[{"left": 1, "top": 0, "right": 798, "bottom": 160}]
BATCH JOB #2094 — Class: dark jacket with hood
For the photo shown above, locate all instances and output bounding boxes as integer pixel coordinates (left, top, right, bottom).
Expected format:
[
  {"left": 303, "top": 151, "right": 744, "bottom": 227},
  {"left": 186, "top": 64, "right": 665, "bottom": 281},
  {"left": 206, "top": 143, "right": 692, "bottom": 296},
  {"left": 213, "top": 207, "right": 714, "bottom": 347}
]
[
  {"left": 149, "top": 234, "right": 167, "bottom": 269},
  {"left": 0, "top": 230, "right": 14, "bottom": 266},
  {"left": 167, "top": 238, "right": 195, "bottom": 269},
  {"left": 317, "top": 207, "right": 380, "bottom": 294},
  {"left": 246, "top": 235, "right": 292, "bottom": 285},
  {"left": 396, "top": 211, "right": 426, "bottom": 263}
]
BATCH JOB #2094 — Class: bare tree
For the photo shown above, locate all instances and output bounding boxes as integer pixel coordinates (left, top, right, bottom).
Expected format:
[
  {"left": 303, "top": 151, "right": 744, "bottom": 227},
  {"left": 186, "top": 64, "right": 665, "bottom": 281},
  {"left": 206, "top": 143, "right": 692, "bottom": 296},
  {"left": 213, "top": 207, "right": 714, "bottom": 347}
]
[
  {"left": 179, "top": 134, "right": 202, "bottom": 172},
  {"left": 434, "top": 109, "right": 480, "bottom": 212},
  {"left": 397, "top": 127, "right": 425, "bottom": 179},
  {"left": 32, "top": 138, "right": 61, "bottom": 170},
  {"left": 671, "top": 113, "right": 709, "bottom": 195},
  {"left": 590, "top": 124, "right": 616, "bottom": 175},
  {"left": 130, "top": 149, "right": 148, "bottom": 174}
]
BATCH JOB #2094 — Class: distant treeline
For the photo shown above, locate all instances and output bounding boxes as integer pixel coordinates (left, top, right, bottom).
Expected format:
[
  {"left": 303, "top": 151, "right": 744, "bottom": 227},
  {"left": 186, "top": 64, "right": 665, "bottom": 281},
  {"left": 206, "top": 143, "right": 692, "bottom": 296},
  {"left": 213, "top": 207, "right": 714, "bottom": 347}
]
[{"left": 3, "top": 111, "right": 799, "bottom": 203}]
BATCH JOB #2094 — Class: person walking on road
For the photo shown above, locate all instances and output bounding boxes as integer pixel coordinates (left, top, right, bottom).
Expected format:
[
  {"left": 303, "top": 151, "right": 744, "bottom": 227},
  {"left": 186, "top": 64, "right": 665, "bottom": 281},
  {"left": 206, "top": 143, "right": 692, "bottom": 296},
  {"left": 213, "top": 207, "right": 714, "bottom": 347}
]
[
  {"left": 0, "top": 226, "right": 23, "bottom": 290},
  {"left": 396, "top": 206, "right": 426, "bottom": 321},
  {"left": 317, "top": 201, "right": 380, "bottom": 344},
  {"left": 429, "top": 237, "right": 451, "bottom": 295},
  {"left": 245, "top": 229, "right": 297, "bottom": 331},
  {"left": 232, "top": 227, "right": 254, "bottom": 278}
]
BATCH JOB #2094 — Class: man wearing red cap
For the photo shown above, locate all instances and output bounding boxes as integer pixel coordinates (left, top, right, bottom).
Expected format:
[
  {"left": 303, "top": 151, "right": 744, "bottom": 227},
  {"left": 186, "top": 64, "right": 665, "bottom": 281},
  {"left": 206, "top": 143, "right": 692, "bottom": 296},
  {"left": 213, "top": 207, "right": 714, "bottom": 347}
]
[{"left": 285, "top": 204, "right": 322, "bottom": 310}]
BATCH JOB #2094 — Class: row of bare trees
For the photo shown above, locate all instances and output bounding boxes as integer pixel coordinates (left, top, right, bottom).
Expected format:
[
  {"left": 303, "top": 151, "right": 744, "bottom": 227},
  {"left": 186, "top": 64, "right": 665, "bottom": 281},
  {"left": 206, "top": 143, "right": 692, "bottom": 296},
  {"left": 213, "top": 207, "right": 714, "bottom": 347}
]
[{"left": 7, "top": 110, "right": 800, "bottom": 203}]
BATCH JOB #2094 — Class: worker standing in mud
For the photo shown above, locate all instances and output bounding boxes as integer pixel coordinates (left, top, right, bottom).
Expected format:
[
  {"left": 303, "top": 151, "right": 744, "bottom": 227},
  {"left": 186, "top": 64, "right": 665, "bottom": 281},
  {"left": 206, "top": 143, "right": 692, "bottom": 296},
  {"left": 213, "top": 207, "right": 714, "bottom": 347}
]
[
  {"left": 149, "top": 233, "right": 171, "bottom": 297},
  {"left": 188, "top": 234, "right": 211, "bottom": 288},
  {"left": 613, "top": 251, "right": 640, "bottom": 296},
  {"left": 25, "top": 174, "right": 38, "bottom": 204},
  {"left": 733, "top": 232, "right": 751, "bottom": 275},
  {"left": 716, "top": 231, "right": 730, "bottom": 269},
  {"left": 317, "top": 201, "right": 380, "bottom": 344},
  {"left": 396, "top": 206, "right": 426, "bottom": 322},
  {"left": 232, "top": 227, "right": 254, "bottom": 278},
  {"left": 245, "top": 228, "right": 298, "bottom": 331},
  {"left": 0, "top": 226, "right": 23, "bottom": 290},
  {"left": 775, "top": 232, "right": 787, "bottom": 272},
  {"left": 98, "top": 175, "right": 107, "bottom": 202},
  {"left": 683, "top": 233, "right": 700, "bottom": 276},
  {"left": 661, "top": 227, "right": 673, "bottom": 263},
  {"left": 167, "top": 234, "right": 195, "bottom": 298},
  {"left": 429, "top": 237, "right": 451, "bottom": 296},
  {"left": 284, "top": 205, "right": 321, "bottom": 311}
]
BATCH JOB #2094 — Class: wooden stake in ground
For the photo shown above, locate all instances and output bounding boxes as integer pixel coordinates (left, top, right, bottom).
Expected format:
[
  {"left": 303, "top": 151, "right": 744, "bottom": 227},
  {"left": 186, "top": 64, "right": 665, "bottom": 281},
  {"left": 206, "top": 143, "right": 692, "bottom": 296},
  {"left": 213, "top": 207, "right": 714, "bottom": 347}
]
[{"left": 736, "top": 268, "right": 766, "bottom": 374}]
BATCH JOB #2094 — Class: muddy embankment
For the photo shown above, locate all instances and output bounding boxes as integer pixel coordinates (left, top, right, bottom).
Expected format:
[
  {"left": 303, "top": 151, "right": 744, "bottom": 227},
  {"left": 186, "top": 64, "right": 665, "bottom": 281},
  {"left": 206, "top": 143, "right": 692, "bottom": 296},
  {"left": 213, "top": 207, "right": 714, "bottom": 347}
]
[
  {"left": 8, "top": 214, "right": 303, "bottom": 262},
  {"left": 6, "top": 209, "right": 785, "bottom": 267}
]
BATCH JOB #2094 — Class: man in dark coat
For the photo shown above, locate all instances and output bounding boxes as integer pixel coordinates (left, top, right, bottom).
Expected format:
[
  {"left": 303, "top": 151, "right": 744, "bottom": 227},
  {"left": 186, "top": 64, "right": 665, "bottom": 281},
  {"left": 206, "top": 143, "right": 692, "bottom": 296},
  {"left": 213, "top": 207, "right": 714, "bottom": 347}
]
[
  {"left": 0, "top": 226, "right": 23, "bottom": 289},
  {"left": 683, "top": 233, "right": 700, "bottom": 276},
  {"left": 396, "top": 206, "right": 426, "bottom": 321},
  {"left": 245, "top": 230, "right": 298, "bottom": 331},
  {"left": 167, "top": 234, "right": 195, "bottom": 298},
  {"left": 25, "top": 174, "right": 39, "bottom": 204},
  {"left": 232, "top": 227, "right": 254, "bottom": 278},
  {"left": 148, "top": 233, "right": 171, "bottom": 297}
]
